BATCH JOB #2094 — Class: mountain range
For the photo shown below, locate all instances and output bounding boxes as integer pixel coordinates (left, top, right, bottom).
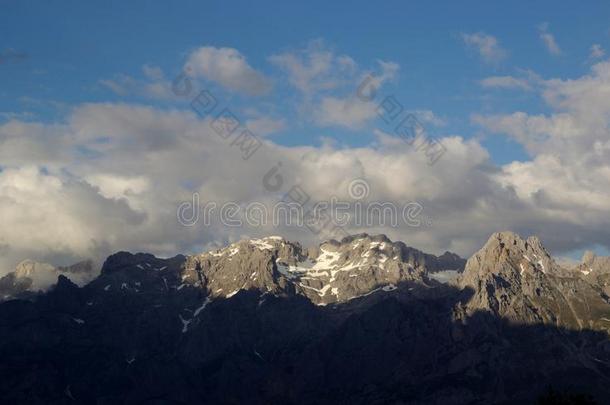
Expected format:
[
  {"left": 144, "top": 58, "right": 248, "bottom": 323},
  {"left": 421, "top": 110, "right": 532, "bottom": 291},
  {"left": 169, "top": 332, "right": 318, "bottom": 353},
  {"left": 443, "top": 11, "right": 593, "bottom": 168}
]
[{"left": 0, "top": 232, "right": 608, "bottom": 404}]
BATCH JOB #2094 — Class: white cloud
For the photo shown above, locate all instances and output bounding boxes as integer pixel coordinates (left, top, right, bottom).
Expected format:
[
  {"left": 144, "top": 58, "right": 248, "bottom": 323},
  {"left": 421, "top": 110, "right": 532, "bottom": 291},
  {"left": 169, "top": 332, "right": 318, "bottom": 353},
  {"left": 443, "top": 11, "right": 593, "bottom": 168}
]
[
  {"left": 408, "top": 110, "right": 446, "bottom": 127},
  {"left": 0, "top": 166, "right": 146, "bottom": 272},
  {"left": 474, "top": 60, "right": 610, "bottom": 251},
  {"left": 244, "top": 116, "right": 286, "bottom": 137},
  {"left": 100, "top": 75, "right": 133, "bottom": 96},
  {"left": 86, "top": 174, "right": 151, "bottom": 200},
  {"left": 538, "top": 22, "right": 563, "bottom": 56},
  {"left": 0, "top": 102, "right": 497, "bottom": 273},
  {"left": 313, "top": 96, "right": 378, "bottom": 129},
  {"left": 462, "top": 32, "right": 507, "bottom": 63},
  {"left": 185, "top": 46, "right": 271, "bottom": 96},
  {"left": 142, "top": 64, "right": 164, "bottom": 81},
  {"left": 480, "top": 76, "right": 532, "bottom": 90},
  {"left": 269, "top": 39, "right": 356, "bottom": 96},
  {"left": 590, "top": 44, "right": 605, "bottom": 60},
  {"left": 271, "top": 41, "right": 399, "bottom": 130},
  {"left": 100, "top": 66, "right": 176, "bottom": 100},
  {"left": 311, "top": 59, "right": 399, "bottom": 129},
  {"left": 5, "top": 59, "right": 610, "bottom": 276},
  {"left": 357, "top": 60, "right": 399, "bottom": 98}
]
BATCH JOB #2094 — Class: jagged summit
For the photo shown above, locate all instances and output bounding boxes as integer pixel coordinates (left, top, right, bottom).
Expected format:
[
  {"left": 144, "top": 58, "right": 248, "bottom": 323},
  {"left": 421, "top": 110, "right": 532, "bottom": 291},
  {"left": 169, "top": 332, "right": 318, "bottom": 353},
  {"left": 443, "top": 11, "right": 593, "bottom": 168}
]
[
  {"left": 181, "top": 233, "right": 465, "bottom": 305},
  {"left": 0, "top": 259, "right": 95, "bottom": 300},
  {"left": 480, "top": 231, "right": 546, "bottom": 254},
  {"left": 1, "top": 231, "right": 610, "bottom": 403},
  {"left": 101, "top": 251, "right": 185, "bottom": 275},
  {"left": 336, "top": 232, "right": 391, "bottom": 244},
  {"left": 14, "top": 259, "right": 56, "bottom": 279},
  {"left": 574, "top": 251, "right": 610, "bottom": 298},
  {"left": 458, "top": 231, "right": 610, "bottom": 331},
  {"left": 461, "top": 231, "right": 558, "bottom": 284}
]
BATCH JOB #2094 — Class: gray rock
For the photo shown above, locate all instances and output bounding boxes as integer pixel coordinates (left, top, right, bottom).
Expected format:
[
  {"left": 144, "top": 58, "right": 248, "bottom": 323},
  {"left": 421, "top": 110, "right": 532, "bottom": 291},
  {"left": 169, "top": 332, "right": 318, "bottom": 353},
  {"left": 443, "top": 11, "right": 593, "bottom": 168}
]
[
  {"left": 1, "top": 232, "right": 609, "bottom": 404},
  {"left": 0, "top": 259, "right": 96, "bottom": 301},
  {"left": 183, "top": 234, "right": 463, "bottom": 305},
  {"left": 458, "top": 231, "right": 610, "bottom": 332}
]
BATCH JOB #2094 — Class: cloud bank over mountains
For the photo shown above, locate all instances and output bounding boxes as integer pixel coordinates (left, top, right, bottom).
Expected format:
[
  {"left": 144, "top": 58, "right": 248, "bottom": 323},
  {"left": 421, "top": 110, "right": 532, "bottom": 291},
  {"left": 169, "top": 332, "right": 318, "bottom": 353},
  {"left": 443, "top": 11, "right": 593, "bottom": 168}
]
[{"left": 2, "top": 41, "right": 610, "bottom": 275}]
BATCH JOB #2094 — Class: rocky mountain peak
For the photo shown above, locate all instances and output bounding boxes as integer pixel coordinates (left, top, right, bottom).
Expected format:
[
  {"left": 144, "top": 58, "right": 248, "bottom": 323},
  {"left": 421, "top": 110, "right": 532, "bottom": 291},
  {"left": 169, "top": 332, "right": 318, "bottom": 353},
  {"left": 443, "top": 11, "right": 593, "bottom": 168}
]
[
  {"left": 462, "top": 231, "right": 555, "bottom": 284},
  {"left": 1, "top": 232, "right": 610, "bottom": 403},
  {"left": 54, "top": 274, "right": 79, "bottom": 291},
  {"left": 481, "top": 231, "right": 547, "bottom": 254},
  {"left": 458, "top": 231, "right": 610, "bottom": 331},
  {"left": 101, "top": 252, "right": 160, "bottom": 274},
  {"left": 582, "top": 250, "right": 597, "bottom": 265},
  {"left": 13, "top": 260, "right": 65, "bottom": 292},
  {"left": 180, "top": 234, "right": 461, "bottom": 306},
  {"left": 338, "top": 233, "right": 391, "bottom": 244},
  {"left": 439, "top": 251, "right": 461, "bottom": 260},
  {"left": 1, "top": 258, "right": 98, "bottom": 301},
  {"left": 58, "top": 259, "right": 94, "bottom": 274},
  {"left": 14, "top": 259, "right": 55, "bottom": 280},
  {"left": 574, "top": 252, "right": 610, "bottom": 298}
]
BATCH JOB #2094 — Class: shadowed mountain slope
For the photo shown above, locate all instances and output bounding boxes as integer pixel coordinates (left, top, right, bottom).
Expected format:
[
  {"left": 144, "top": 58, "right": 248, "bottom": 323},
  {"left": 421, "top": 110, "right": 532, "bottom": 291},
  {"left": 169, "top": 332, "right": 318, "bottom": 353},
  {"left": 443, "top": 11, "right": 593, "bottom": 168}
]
[{"left": 0, "top": 232, "right": 608, "bottom": 404}]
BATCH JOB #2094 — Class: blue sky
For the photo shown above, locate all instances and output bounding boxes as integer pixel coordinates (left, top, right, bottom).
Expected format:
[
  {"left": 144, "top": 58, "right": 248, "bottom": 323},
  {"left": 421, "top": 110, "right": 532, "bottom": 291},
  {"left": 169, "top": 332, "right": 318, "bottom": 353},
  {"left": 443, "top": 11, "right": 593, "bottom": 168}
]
[
  {"left": 2, "top": 0, "right": 610, "bottom": 268},
  {"left": 3, "top": 0, "right": 609, "bottom": 163}
]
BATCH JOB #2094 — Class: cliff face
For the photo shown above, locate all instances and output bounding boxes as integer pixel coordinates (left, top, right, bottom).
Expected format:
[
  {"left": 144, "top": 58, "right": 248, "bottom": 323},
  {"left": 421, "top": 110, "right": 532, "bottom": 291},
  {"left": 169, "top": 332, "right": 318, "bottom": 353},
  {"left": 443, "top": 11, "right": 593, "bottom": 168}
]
[
  {"left": 459, "top": 231, "right": 610, "bottom": 331},
  {"left": 183, "top": 234, "right": 464, "bottom": 305}
]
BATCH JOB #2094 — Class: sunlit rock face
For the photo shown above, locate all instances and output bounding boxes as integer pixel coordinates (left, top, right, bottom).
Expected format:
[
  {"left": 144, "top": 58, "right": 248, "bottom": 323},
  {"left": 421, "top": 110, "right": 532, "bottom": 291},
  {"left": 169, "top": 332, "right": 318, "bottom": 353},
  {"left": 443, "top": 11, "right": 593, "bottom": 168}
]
[
  {"left": 183, "top": 234, "right": 465, "bottom": 305},
  {"left": 0, "top": 259, "right": 94, "bottom": 301},
  {"left": 574, "top": 251, "right": 610, "bottom": 297},
  {"left": 459, "top": 231, "right": 610, "bottom": 331},
  {"left": 1, "top": 233, "right": 609, "bottom": 404}
]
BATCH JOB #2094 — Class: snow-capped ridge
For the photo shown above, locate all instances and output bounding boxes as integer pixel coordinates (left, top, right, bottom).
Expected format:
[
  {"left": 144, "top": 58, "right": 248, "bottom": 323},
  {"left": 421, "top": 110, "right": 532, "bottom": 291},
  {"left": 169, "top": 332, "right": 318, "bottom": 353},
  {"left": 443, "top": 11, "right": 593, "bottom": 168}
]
[{"left": 182, "top": 233, "right": 465, "bottom": 305}]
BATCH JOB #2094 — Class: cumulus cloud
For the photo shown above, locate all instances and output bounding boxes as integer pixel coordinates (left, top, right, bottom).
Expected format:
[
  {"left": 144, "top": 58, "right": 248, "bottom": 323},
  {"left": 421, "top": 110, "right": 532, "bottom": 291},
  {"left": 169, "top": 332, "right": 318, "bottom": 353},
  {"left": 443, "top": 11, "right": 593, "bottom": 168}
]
[
  {"left": 0, "top": 100, "right": 498, "bottom": 273},
  {"left": 85, "top": 174, "right": 151, "bottom": 201},
  {"left": 538, "top": 22, "right": 563, "bottom": 56},
  {"left": 270, "top": 41, "right": 399, "bottom": 130},
  {"left": 409, "top": 110, "right": 446, "bottom": 127},
  {"left": 0, "top": 166, "right": 146, "bottom": 272},
  {"left": 462, "top": 32, "right": 507, "bottom": 63},
  {"left": 311, "top": 59, "right": 398, "bottom": 129},
  {"left": 313, "top": 96, "right": 378, "bottom": 129},
  {"left": 185, "top": 46, "right": 271, "bottom": 96},
  {"left": 5, "top": 57, "right": 610, "bottom": 277},
  {"left": 474, "top": 59, "right": 610, "bottom": 251},
  {"left": 269, "top": 39, "right": 358, "bottom": 96},
  {"left": 244, "top": 116, "right": 286, "bottom": 137}
]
